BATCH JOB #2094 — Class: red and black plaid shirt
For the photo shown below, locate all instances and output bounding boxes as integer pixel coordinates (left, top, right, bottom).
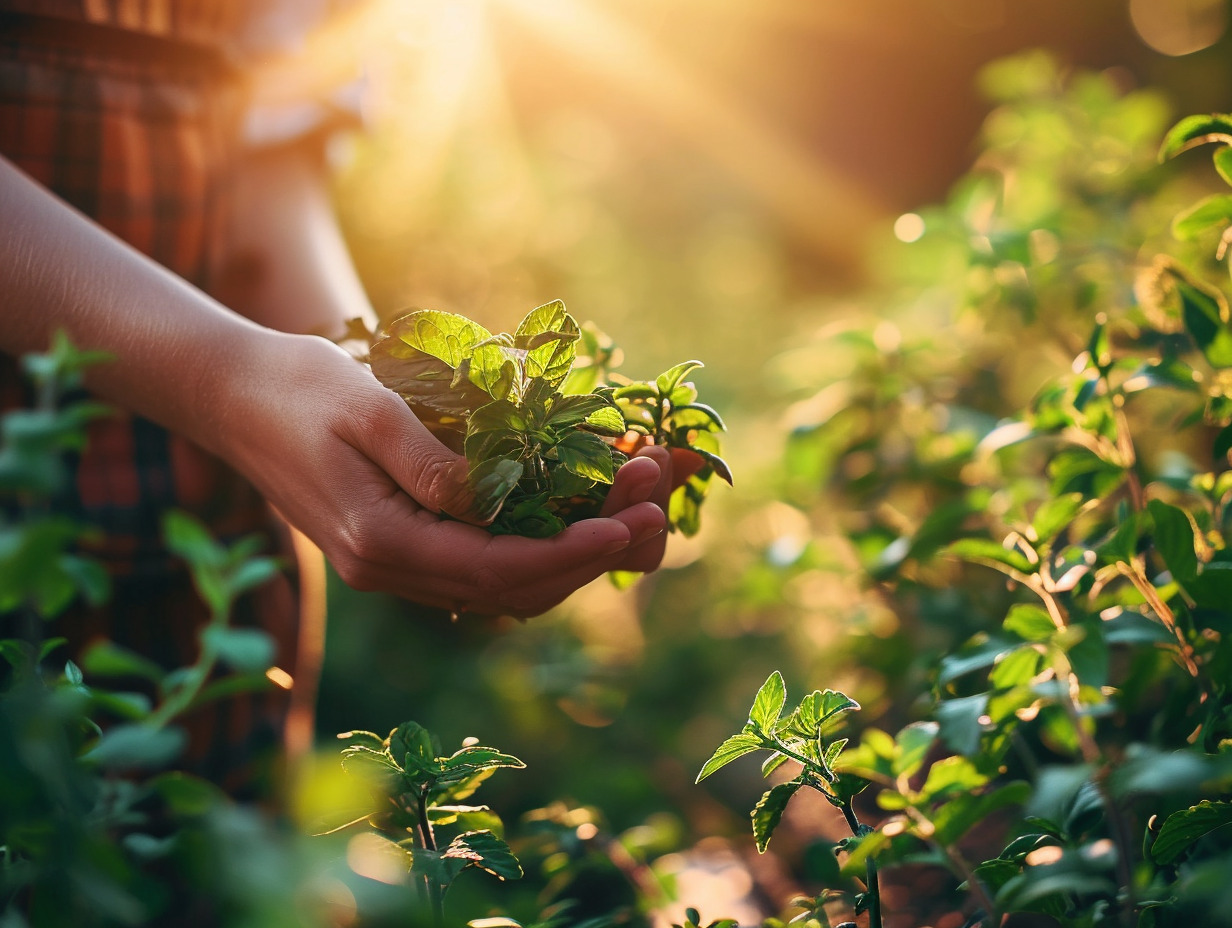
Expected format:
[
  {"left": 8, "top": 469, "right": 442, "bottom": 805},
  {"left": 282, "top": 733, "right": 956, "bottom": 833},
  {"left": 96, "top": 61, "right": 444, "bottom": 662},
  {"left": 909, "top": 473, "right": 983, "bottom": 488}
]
[{"left": 0, "top": 2, "right": 359, "bottom": 795}]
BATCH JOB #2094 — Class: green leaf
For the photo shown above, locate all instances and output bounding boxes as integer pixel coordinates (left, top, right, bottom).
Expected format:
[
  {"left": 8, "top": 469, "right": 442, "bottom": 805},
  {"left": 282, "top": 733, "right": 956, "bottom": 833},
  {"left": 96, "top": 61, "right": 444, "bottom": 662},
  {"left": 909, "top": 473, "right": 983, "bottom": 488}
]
[
  {"left": 1172, "top": 194, "right": 1232, "bottom": 241},
  {"left": 516, "top": 300, "right": 580, "bottom": 387},
  {"left": 1216, "top": 145, "right": 1232, "bottom": 186},
  {"left": 656, "top": 360, "right": 703, "bottom": 396},
  {"left": 467, "top": 458, "right": 524, "bottom": 524},
  {"left": 553, "top": 430, "right": 616, "bottom": 484},
  {"left": 918, "top": 755, "right": 988, "bottom": 803},
  {"left": 443, "top": 746, "right": 526, "bottom": 772},
  {"left": 787, "top": 689, "right": 860, "bottom": 737},
  {"left": 85, "top": 723, "right": 187, "bottom": 771},
  {"left": 370, "top": 310, "right": 495, "bottom": 414},
  {"left": 1030, "top": 493, "right": 1085, "bottom": 544},
  {"left": 582, "top": 405, "right": 627, "bottom": 436},
  {"left": 442, "top": 830, "right": 524, "bottom": 881},
  {"left": 935, "top": 694, "right": 989, "bottom": 757},
  {"left": 748, "top": 671, "right": 787, "bottom": 732},
  {"left": 752, "top": 779, "right": 804, "bottom": 852},
  {"left": 1003, "top": 603, "right": 1057, "bottom": 642},
  {"left": 696, "top": 733, "right": 763, "bottom": 782},
  {"left": 944, "top": 538, "right": 1035, "bottom": 574},
  {"left": 64, "top": 659, "right": 83, "bottom": 686},
  {"left": 893, "top": 722, "right": 938, "bottom": 779},
  {"left": 990, "top": 645, "right": 1042, "bottom": 689},
  {"left": 1151, "top": 800, "right": 1232, "bottom": 865},
  {"left": 1159, "top": 113, "right": 1232, "bottom": 162},
  {"left": 226, "top": 557, "right": 281, "bottom": 599},
  {"left": 938, "top": 635, "right": 1017, "bottom": 685},
  {"left": 931, "top": 781, "right": 1031, "bottom": 845},
  {"left": 1172, "top": 267, "right": 1232, "bottom": 368},
  {"left": 690, "top": 447, "right": 734, "bottom": 486},
  {"left": 1147, "top": 499, "right": 1199, "bottom": 584},
  {"left": 391, "top": 721, "right": 438, "bottom": 776},
  {"left": 163, "top": 510, "right": 225, "bottom": 569},
  {"left": 149, "top": 771, "right": 223, "bottom": 816},
  {"left": 201, "top": 626, "right": 275, "bottom": 672}
]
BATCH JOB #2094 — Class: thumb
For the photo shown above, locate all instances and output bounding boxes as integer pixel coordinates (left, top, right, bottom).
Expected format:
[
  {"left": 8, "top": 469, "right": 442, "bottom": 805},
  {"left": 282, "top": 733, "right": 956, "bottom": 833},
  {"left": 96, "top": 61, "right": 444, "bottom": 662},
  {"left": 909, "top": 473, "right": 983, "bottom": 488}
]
[{"left": 353, "top": 389, "right": 491, "bottom": 524}]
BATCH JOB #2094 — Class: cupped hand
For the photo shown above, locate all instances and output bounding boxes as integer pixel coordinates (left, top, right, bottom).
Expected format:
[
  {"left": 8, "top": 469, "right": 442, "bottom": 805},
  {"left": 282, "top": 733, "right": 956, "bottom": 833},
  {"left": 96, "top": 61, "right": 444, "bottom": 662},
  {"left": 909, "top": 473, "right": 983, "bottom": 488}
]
[{"left": 217, "top": 331, "right": 671, "bottom": 618}]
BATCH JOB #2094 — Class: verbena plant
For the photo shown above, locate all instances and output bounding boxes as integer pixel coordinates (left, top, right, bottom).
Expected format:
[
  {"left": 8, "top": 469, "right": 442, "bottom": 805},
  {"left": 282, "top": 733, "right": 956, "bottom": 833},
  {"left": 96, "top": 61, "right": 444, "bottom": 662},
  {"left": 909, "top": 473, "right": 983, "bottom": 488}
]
[
  {"left": 695, "top": 102, "right": 1232, "bottom": 927},
  {"left": 366, "top": 301, "right": 731, "bottom": 536}
]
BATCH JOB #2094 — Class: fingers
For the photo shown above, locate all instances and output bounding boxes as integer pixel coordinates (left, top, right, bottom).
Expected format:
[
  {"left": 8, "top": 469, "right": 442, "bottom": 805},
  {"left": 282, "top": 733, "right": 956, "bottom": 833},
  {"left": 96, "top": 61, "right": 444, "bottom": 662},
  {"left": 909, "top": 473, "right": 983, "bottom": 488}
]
[
  {"left": 604, "top": 445, "right": 673, "bottom": 573},
  {"left": 336, "top": 374, "right": 488, "bottom": 523}
]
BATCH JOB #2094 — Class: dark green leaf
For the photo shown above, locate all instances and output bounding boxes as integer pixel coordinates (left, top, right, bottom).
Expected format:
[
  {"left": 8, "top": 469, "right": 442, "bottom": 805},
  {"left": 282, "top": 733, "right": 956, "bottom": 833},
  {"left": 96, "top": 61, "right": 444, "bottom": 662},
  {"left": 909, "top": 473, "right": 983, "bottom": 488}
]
[
  {"left": 84, "top": 723, "right": 187, "bottom": 771},
  {"left": 752, "top": 779, "right": 804, "bottom": 852},
  {"left": 443, "top": 746, "right": 526, "bottom": 772},
  {"left": 554, "top": 431, "right": 615, "bottom": 483},
  {"left": 1147, "top": 499, "right": 1199, "bottom": 583},
  {"left": 1151, "top": 800, "right": 1232, "bottom": 865},
  {"left": 391, "top": 721, "right": 438, "bottom": 775},
  {"left": 201, "top": 625, "right": 275, "bottom": 673},
  {"left": 935, "top": 694, "right": 989, "bottom": 757},
  {"left": 443, "top": 830, "right": 524, "bottom": 881},
  {"left": 163, "top": 510, "right": 224, "bottom": 569},
  {"left": 932, "top": 781, "right": 1031, "bottom": 845}
]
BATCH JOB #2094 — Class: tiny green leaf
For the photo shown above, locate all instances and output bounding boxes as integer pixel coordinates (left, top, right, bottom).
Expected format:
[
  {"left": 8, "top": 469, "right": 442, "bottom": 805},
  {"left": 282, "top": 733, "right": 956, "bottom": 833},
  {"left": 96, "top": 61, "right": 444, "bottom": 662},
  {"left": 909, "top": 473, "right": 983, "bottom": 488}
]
[{"left": 748, "top": 671, "right": 788, "bottom": 732}]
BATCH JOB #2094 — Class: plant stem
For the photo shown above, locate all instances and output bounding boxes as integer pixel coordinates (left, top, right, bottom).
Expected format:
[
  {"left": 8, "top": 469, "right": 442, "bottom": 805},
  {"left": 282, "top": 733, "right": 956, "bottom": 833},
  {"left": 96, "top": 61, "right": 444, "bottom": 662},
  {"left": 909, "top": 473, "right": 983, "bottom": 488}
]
[
  {"left": 1118, "top": 558, "right": 1204, "bottom": 685},
  {"left": 145, "top": 606, "right": 225, "bottom": 730},
  {"left": 838, "top": 801, "right": 881, "bottom": 928},
  {"left": 416, "top": 788, "right": 444, "bottom": 925}
]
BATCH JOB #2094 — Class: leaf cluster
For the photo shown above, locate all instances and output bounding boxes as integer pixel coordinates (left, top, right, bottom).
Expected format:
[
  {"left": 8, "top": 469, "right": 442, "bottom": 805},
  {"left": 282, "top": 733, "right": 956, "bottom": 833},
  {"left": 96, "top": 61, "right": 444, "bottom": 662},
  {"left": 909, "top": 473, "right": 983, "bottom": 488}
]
[
  {"left": 367, "top": 301, "right": 730, "bottom": 537},
  {"left": 695, "top": 88, "right": 1232, "bottom": 927},
  {"left": 338, "top": 721, "right": 525, "bottom": 911}
]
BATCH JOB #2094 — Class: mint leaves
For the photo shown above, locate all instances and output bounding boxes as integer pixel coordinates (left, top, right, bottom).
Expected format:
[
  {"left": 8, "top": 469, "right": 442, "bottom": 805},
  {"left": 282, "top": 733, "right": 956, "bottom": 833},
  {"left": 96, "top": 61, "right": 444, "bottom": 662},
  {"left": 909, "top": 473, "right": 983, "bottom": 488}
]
[{"left": 367, "top": 301, "right": 731, "bottom": 537}]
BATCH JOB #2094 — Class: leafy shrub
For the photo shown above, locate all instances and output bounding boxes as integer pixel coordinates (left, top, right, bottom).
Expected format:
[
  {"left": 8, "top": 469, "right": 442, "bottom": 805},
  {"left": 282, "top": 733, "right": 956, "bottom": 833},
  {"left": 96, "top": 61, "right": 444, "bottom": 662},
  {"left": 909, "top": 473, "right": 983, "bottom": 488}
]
[{"left": 698, "top": 67, "right": 1232, "bottom": 927}]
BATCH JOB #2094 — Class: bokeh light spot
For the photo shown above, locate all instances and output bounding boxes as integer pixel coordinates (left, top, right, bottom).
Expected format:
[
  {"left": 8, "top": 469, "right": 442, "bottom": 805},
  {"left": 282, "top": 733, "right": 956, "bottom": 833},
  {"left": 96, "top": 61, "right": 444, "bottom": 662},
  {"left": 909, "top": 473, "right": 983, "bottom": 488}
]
[{"left": 893, "top": 212, "right": 926, "bottom": 243}]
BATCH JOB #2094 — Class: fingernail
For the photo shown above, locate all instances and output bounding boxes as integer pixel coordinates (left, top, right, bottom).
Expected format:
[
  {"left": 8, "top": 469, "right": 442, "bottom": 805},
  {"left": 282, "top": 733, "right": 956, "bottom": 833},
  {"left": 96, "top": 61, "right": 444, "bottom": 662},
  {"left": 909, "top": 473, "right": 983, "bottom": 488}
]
[
  {"left": 631, "top": 523, "right": 666, "bottom": 546},
  {"left": 603, "top": 534, "right": 632, "bottom": 555}
]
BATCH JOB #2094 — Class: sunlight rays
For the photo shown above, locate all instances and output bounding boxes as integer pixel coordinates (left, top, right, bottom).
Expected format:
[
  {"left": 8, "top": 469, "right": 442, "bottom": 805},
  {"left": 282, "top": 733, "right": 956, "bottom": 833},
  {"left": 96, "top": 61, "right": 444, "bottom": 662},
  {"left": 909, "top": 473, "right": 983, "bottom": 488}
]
[{"left": 494, "top": 0, "right": 884, "bottom": 264}]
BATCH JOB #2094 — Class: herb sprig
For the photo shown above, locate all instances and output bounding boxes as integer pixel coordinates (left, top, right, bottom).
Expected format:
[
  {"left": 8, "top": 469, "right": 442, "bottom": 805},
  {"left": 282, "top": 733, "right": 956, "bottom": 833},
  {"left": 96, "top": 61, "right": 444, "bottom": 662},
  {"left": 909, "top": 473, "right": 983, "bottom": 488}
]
[{"left": 366, "top": 300, "right": 731, "bottom": 537}]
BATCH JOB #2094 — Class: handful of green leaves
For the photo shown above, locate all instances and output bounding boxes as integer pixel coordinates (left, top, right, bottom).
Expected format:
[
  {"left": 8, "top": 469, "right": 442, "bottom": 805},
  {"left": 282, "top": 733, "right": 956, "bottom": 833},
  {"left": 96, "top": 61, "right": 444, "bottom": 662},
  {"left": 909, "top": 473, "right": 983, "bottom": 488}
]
[{"left": 366, "top": 300, "right": 731, "bottom": 537}]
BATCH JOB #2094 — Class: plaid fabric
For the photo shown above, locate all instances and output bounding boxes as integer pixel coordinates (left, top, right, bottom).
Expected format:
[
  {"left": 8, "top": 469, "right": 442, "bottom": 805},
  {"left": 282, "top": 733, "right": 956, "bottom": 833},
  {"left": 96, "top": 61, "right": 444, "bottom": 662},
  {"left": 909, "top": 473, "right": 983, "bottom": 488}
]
[{"left": 0, "top": 14, "right": 319, "bottom": 797}]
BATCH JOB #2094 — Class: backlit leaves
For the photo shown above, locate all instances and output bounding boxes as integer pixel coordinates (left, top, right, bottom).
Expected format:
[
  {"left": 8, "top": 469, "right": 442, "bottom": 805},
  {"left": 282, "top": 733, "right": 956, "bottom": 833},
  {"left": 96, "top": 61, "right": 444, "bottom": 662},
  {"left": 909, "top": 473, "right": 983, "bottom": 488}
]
[{"left": 368, "top": 302, "right": 729, "bottom": 538}]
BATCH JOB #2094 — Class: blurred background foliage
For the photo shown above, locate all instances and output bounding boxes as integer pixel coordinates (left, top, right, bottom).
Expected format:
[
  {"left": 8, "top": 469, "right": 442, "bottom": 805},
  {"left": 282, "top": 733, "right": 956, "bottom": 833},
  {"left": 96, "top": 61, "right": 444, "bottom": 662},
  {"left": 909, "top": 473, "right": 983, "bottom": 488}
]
[{"left": 310, "top": 0, "right": 1232, "bottom": 922}]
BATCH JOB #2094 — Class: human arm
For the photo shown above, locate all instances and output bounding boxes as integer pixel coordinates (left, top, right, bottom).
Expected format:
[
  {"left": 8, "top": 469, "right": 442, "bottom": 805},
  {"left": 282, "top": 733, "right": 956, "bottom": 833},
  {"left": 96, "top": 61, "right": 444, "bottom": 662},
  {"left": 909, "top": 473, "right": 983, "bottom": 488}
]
[{"left": 0, "top": 154, "right": 669, "bottom": 616}]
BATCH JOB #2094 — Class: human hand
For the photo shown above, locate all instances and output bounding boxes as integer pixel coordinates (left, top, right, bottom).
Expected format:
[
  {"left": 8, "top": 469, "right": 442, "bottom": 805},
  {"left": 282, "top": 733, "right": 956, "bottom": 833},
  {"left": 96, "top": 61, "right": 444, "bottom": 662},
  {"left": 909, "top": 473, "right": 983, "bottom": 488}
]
[{"left": 214, "top": 331, "right": 670, "bottom": 618}]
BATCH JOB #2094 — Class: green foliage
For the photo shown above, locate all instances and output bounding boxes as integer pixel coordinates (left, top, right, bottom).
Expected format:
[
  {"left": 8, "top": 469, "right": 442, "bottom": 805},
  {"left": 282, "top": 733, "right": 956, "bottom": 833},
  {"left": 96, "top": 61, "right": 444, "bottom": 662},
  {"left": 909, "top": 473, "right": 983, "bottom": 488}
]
[
  {"left": 367, "top": 301, "right": 730, "bottom": 536},
  {"left": 698, "top": 64, "right": 1232, "bottom": 926},
  {"left": 336, "top": 723, "right": 526, "bottom": 921}
]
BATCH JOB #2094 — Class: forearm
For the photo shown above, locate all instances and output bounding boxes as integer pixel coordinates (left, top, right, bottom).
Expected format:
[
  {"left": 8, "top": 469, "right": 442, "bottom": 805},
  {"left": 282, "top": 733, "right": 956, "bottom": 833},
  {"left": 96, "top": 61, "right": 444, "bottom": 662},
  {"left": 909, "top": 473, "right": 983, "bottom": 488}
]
[{"left": 0, "top": 154, "right": 277, "bottom": 457}]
